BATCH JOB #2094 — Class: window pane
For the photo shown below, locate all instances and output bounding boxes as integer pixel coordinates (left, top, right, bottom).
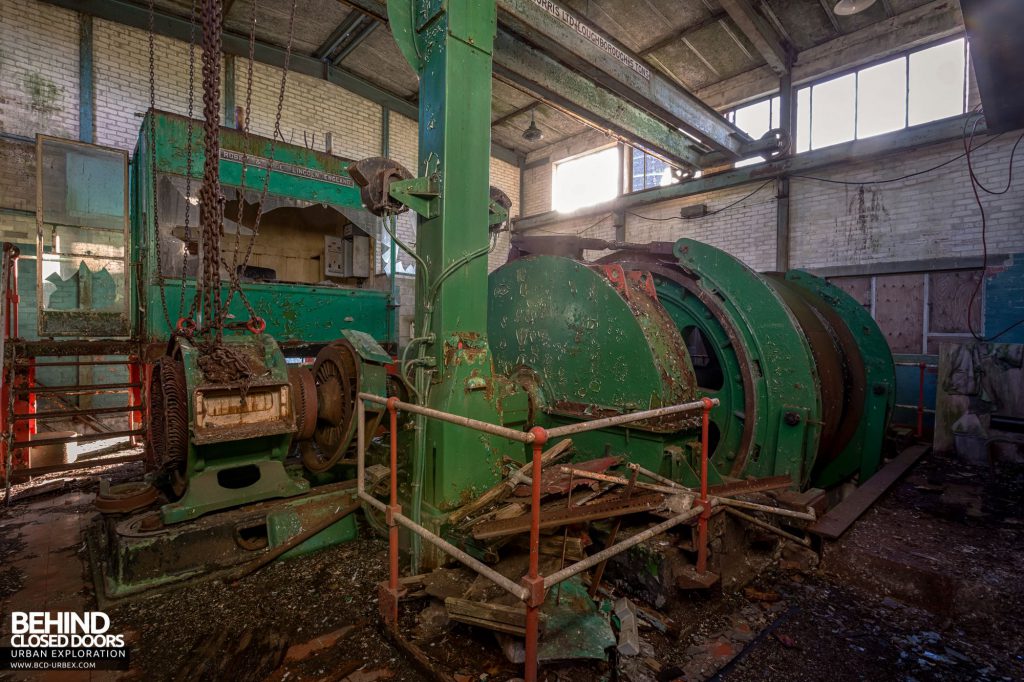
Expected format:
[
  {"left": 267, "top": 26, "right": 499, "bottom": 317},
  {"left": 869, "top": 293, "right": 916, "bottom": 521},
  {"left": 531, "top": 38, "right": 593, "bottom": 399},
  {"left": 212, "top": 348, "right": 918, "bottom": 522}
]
[
  {"left": 857, "top": 57, "right": 907, "bottom": 138},
  {"left": 796, "top": 87, "right": 811, "bottom": 153},
  {"left": 554, "top": 147, "right": 620, "bottom": 212},
  {"left": 631, "top": 148, "right": 646, "bottom": 192},
  {"left": 811, "top": 73, "right": 856, "bottom": 149},
  {"left": 908, "top": 38, "right": 965, "bottom": 126},
  {"left": 734, "top": 99, "right": 772, "bottom": 139},
  {"left": 771, "top": 95, "right": 782, "bottom": 129}
]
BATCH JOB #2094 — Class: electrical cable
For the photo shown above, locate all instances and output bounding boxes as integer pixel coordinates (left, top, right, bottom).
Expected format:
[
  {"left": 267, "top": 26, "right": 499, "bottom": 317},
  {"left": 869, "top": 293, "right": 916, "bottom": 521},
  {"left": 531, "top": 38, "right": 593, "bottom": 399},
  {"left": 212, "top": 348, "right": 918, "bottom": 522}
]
[
  {"left": 962, "top": 111, "right": 1024, "bottom": 342},
  {"left": 628, "top": 180, "right": 774, "bottom": 222}
]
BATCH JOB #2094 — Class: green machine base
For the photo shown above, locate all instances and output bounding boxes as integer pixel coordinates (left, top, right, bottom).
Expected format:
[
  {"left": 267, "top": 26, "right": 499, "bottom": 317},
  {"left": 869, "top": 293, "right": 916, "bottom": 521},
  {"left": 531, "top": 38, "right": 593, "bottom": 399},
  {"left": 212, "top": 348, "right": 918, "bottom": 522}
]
[
  {"left": 159, "top": 459, "right": 310, "bottom": 525},
  {"left": 91, "top": 481, "right": 357, "bottom": 602}
]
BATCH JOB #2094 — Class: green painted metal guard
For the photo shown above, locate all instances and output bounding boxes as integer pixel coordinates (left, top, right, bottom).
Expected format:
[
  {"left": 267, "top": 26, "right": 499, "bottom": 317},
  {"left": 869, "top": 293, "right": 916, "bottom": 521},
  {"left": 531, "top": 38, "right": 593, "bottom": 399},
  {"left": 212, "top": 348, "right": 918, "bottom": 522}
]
[{"left": 673, "top": 239, "right": 821, "bottom": 486}]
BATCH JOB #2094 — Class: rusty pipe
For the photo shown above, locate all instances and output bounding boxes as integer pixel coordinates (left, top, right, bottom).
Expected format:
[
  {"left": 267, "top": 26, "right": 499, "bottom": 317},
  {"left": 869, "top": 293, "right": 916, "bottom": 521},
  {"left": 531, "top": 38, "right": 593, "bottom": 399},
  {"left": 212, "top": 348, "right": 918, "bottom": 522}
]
[
  {"left": 544, "top": 398, "right": 718, "bottom": 438},
  {"left": 359, "top": 392, "right": 535, "bottom": 443},
  {"left": 724, "top": 507, "right": 812, "bottom": 547},
  {"left": 542, "top": 505, "right": 706, "bottom": 589}
]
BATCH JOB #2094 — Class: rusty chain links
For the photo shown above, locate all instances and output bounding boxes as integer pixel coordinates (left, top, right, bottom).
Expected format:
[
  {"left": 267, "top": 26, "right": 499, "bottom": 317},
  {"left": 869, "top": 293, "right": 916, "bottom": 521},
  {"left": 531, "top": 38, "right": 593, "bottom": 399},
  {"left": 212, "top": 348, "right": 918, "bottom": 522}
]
[
  {"left": 147, "top": 0, "right": 173, "bottom": 333},
  {"left": 197, "top": 0, "right": 226, "bottom": 344},
  {"left": 179, "top": 0, "right": 198, "bottom": 324},
  {"left": 216, "top": 0, "right": 298, "bottom": 332}
]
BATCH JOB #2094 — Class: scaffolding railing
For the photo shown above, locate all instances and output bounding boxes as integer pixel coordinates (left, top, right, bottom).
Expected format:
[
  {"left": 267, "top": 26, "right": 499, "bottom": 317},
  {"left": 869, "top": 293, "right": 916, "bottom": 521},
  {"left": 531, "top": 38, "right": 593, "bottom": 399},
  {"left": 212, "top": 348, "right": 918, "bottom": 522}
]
[{"left": 356, "top": 391, "right": 719, "bottom": 682}]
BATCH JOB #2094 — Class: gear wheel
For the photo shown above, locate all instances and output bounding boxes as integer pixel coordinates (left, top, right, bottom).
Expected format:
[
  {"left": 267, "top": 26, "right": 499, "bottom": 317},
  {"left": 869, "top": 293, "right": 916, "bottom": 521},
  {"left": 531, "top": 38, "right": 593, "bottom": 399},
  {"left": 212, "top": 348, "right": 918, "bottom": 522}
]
[{"left": 145, "top": 356, "right": 189, "bottom": 499}]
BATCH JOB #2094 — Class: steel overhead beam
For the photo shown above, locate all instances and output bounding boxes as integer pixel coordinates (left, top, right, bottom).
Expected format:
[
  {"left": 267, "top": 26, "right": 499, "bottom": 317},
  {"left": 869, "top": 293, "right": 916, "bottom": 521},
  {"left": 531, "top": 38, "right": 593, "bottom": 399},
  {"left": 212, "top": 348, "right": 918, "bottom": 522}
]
[
  {"left": 817, "top": 0, "right": 843, "bottom": 34},
  {"left": 494, "top": 0, "right": 750, "bottom": 158},
  {"left": 335, "top": 0, "right": 721, "bottom": 167},
  {"left": 315, "top": 11, "right": 365, "bottom": 60},
  {"left": 514, "top": 113, "right": 986, "bottom": 231},
  {"left": 493, "top": 33, "right": 706, "bottom": 169},
  {"left": 718, "top": 0, "right": 791, "bottom": 75},
  {"left": 639, "top": 12, "right": 727, "bottom": 56},
  {"left": 40, "top": 0, "right": 520, "bottom": 164},
  {"left": 333, "top": 21, "right": 379, "bottom": 64}
]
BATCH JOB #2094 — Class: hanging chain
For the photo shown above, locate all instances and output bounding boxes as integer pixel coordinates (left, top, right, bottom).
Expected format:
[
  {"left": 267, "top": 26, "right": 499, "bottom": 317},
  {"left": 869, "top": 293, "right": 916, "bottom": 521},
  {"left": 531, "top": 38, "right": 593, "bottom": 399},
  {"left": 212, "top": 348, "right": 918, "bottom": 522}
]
[
  {"left": 197, "top": 0, "right": 226, "bottom": 344},
  {"left": 147, "top": 0, "right": 174, "bottom": 333},
  {"left": 215, "top": 0, "right": 298, "bottom": 332},
  {"left": 178, "top": 0, "right": 198, "bottom": 324}
]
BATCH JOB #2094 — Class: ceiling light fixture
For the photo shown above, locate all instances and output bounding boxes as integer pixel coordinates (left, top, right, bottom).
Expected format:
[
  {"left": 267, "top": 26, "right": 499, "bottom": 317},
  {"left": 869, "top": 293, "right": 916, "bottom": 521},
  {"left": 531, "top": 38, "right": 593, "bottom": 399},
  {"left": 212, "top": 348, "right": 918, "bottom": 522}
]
[
  {"left": 522, "top": 110, "right": 544, "bottom": 142},
  {"left": 833, "top": 0, "right": 877, "bottom": 15}
]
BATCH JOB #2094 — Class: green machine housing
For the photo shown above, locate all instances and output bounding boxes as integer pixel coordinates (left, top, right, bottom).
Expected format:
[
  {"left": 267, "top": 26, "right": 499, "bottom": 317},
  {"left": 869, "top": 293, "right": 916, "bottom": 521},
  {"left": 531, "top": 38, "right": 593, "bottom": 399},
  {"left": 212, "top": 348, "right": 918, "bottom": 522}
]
[
  {"left": 130, "top": 111, "right": 392, "bottom": 354},
  {"left": 488, "top": 237, "right": 896, "bottom": 493}
]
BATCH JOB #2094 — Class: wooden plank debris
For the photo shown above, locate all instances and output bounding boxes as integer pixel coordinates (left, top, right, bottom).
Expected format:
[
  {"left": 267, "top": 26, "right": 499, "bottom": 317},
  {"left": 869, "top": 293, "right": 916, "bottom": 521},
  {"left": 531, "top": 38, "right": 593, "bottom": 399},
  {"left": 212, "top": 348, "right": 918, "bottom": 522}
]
[
  {"left": 444, "top": 597, "right": 546, "bottom": 637},
  {"left": 810, "top": 444, "right": 929, "bottom": 540}
]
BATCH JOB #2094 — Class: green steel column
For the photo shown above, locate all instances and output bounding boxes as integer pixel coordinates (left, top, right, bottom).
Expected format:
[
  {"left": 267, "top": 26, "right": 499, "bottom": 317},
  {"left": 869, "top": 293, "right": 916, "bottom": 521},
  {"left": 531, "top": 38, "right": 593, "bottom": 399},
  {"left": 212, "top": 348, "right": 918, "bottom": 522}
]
[{"left": 389, "top": 2, "right": 509, "bottom": 546}]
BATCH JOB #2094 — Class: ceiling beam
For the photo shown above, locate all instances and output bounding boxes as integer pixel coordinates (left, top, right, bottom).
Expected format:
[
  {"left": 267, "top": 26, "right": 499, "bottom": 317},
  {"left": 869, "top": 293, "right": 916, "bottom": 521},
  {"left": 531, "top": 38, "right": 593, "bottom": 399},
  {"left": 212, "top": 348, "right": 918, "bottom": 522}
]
[
  {"left": 817, "top": 0, "right": 843, "bottom": 34},
  {"left": 333, "top": 20, "right": 378, "bottom": 64},
  {"left": 638, "top": 11, "right": 727, "bottom": 56},
  {"left": 494, "top": 0, "right": 751, "bottom": 158},
  {"left": 491, "top": 101, "right": 541, "bottom": 129},
  {"left": 492, "top": 32, "right": 707, "bottom": 169},
  {"left": 314, "top": 11, "right": 365, "bottom": 61},
  {"left": 718, "top": 0, "right": 791, "bottom": 74}
]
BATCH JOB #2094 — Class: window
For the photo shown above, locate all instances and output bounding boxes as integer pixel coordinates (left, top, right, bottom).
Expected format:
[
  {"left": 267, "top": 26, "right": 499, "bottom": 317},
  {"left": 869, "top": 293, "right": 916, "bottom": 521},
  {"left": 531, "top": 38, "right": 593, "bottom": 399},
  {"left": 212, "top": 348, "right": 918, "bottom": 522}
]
[
  {"left": 908, "top": 39, "right": 967, "bottom": 126},
  {"left": 553, "top": 146, "right": 620, "bottom": 212},
  {"left": 631, "top": 148, "right": 681, "bottom": 191},
  {"left": 726, "top": 96, "right": 781, "bottom": 166},
  {"left": 797, "top": 38, "right": 968, "bottom": 152}
]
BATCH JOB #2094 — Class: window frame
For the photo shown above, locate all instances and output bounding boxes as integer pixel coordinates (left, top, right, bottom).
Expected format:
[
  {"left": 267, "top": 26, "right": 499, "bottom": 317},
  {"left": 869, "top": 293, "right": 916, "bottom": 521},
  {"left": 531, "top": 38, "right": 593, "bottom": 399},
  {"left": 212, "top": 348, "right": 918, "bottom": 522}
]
[{"left": 725, "top": 35, "right": 970, "bottom": 156}]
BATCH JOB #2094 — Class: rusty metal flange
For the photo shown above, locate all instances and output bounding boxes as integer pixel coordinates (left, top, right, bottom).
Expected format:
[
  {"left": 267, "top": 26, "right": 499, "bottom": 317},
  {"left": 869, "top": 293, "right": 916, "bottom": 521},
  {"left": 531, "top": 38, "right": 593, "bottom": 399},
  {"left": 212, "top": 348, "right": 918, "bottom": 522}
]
[{"left": 95, "top": 482, "right": 160, "bottom": 514}]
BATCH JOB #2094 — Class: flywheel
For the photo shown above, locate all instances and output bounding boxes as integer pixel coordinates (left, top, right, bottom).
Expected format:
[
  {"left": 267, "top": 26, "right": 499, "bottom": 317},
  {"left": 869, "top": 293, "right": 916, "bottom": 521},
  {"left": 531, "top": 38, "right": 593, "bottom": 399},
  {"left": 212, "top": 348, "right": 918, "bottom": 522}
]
[
  {"left": 300, "top": 340, "right": 361, "bottom": 473},
  {"left": 288, "top": 366, "right": 318, "bottom": 441},
  {"left": 146, "top": 356, "right": 189, "bottom": 498}
]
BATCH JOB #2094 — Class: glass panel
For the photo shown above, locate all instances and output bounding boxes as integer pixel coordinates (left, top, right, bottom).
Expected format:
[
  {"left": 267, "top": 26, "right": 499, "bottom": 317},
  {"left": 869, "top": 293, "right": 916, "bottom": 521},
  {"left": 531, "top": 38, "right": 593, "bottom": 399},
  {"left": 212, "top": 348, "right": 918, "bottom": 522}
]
[
  {"left": 857, "top": 57, "right": 907, "bottom": 139},
  {"left": 771, "top": 95, "right": 782, "bottom": 129},
  {"left": 553, "top": 147, "right": 619, "bottom": 212},
  {"left": 796, "top": 87, "right": 811, "bottom": 153},
  {"left": 811, "top": 73, "right": 856, "bottom": 149},
  {"left": 908, "top": 38, "right": 966, "bottom": 126},
  {"left": 36, "top": 138, "right": 129, "bottom": 336},
  {"left": 733, "top": 99, "right": 772, "bottom": 139},
  {"left": 39, "top": 253, "right": 126, "bottom": 313}
]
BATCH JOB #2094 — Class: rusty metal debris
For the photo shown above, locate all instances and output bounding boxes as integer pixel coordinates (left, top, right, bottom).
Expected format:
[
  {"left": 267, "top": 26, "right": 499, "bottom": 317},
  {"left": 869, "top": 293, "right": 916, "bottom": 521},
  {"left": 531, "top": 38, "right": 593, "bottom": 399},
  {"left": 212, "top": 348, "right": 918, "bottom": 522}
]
[
  {"left": 471, "top": 492, "right": 666, "bottom": 540},
  {"left": 94, "top": 481, "right": 159, "bottom": 514}
]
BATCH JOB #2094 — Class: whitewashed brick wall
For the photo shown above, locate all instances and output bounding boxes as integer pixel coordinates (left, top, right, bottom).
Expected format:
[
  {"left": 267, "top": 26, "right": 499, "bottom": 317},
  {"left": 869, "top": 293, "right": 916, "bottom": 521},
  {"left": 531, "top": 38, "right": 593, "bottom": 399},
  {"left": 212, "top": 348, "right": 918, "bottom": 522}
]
[
  {"left": 0, "top": 0, "right": 79, "bottom": 139},
  {"left": 790, "top": 133, "right": 1024, "bottom": 269},
  {"left": 94, "top": 18, "right": 207, "bottom": 150}
]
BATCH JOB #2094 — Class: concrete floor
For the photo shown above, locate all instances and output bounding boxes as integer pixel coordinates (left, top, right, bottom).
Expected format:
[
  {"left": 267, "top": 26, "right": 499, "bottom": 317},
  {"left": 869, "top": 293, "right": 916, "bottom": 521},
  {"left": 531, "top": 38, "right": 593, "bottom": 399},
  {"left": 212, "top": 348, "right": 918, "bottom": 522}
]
[{"left": 0, "top": 448, "right": 1020, "bottom": 681}]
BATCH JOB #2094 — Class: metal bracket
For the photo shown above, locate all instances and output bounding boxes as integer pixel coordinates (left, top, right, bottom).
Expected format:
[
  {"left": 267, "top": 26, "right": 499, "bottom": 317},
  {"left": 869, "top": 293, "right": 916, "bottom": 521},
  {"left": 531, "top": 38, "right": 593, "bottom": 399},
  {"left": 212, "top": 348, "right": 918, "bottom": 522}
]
[
  {"left": 488, "top": 198, "right": 510, "bottom": 229},
  {"left": 388, "top": 156, "right": 441, "bottom": 219}
]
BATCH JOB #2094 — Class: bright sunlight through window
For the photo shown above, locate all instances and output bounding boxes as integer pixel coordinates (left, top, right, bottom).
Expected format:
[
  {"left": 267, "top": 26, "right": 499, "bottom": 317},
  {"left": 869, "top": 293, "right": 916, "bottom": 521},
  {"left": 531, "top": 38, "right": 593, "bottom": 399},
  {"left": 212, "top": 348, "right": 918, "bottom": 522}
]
[{"left": 553, "top": 147, "right": 620, "bottom": 213}]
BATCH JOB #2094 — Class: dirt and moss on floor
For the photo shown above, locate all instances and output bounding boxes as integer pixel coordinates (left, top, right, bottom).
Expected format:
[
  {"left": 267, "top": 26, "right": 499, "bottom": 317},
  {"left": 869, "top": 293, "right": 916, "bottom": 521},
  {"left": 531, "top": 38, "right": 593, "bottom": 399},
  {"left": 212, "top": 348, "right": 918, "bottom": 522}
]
[{"left": 0, "top": 447, "right": 1021, "bottom": 681}]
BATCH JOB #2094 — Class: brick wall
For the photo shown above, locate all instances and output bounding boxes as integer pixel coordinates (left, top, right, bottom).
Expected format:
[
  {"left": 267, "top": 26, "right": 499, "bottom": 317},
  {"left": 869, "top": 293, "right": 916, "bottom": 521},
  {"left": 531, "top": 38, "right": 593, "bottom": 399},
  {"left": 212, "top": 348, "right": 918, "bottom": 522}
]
[
  {"left": 94, "top": 19, "right": 207, "bottom": 150},
  {"left": 0, "top": 0, "right": 79, "bottom": 139},
  {"left": 790, "top": 134, "right": 1024, "bottom": 269}
]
